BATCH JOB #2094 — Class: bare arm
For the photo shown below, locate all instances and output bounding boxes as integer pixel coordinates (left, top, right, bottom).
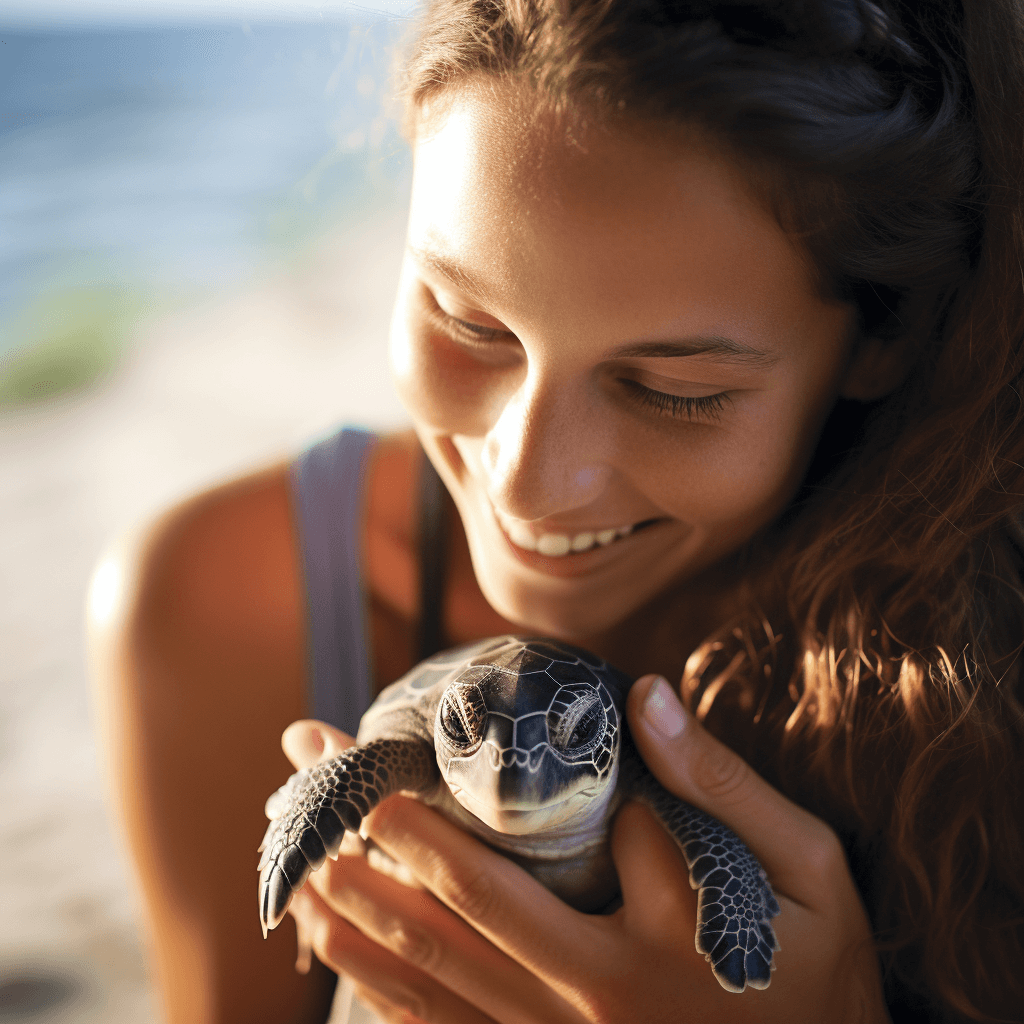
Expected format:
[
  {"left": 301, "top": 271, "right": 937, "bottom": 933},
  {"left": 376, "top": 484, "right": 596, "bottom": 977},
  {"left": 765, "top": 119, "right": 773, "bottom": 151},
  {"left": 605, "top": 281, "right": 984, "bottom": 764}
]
[{"left": 88, "top": 464, "right": 337, "bottom": 1024}]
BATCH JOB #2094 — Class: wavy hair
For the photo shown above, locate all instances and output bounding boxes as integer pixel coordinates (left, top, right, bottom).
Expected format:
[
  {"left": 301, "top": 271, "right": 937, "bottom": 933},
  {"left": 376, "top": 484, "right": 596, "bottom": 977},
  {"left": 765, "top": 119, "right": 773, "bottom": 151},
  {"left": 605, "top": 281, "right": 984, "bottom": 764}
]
[{"left": 399, "top": 0, "right": 1024, "bottom": 1018}]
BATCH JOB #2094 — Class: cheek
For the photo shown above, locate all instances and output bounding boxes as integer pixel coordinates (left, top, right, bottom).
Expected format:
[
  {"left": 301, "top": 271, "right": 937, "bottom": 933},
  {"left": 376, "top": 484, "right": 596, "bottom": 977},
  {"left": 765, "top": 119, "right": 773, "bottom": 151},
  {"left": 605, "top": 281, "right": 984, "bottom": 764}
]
[
  {"left": 389, "top": 303, "right": 503, "bottom": 438},
  {"left": 636, "top": 410, "right": 818, "bottom": 534},
  {"left": 690, "top": 403, "right": 830, "bottom": 526},
  {"left": 668, "top": 455, "right": 784, "bottom": 530}
]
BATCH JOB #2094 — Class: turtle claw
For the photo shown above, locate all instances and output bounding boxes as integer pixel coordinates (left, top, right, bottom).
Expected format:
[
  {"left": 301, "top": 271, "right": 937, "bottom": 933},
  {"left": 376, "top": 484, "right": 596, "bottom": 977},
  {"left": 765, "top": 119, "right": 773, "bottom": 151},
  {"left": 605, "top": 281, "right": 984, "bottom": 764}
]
[
  {"left": 257, "top": 739, "right": 438, "bottom": 939},
  {"left": 256, "top": 765, "right": 354, "bottom": 936},
  {"left": 257, "top": 826, "right": 347, "bottom": 934},
  {"left": 259, "top": 846, "right": 311, "bottom": 936},
  {"left": 258, "top": 865, "right": 287, "bottom": 938}
]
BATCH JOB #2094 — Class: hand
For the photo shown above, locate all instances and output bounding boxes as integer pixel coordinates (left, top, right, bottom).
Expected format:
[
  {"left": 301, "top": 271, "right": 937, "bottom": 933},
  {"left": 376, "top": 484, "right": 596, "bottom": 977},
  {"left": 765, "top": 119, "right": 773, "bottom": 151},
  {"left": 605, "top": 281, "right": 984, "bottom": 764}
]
[{"left": 280, "top": 675, "right": 891, "bottom": 1024}]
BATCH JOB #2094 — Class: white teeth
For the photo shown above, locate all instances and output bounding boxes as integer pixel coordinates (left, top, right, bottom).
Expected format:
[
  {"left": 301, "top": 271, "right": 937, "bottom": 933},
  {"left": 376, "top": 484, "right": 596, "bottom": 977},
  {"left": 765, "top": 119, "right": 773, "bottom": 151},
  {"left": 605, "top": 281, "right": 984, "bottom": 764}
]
[
  {"left": 536, "top": 534, "right": 571, "bottom": 556},
  {"left": 497, "top": 512, "right": 639, "bottom": 557},
  {"left": 505, "top": 520, "right": 538, "bottom": 551}
]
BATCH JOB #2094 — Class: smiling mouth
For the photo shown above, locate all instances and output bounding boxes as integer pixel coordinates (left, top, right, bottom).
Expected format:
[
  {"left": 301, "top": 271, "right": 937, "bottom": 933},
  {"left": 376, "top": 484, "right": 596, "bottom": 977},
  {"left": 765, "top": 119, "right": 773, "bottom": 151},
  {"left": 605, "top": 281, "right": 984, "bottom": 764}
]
[{"left": 494, "top": 510, "right": 662, "bottom": 557}]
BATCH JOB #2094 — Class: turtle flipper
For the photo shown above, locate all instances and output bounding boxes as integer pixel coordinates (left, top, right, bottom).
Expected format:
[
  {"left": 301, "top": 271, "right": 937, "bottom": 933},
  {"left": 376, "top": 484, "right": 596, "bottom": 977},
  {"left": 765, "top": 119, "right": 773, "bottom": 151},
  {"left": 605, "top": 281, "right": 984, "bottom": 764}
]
[
  {"left": 257, "top": 738, "right": 437, "bottom": 937},
  {"left": 635, "top": 776, "right": 781, "bottom": 993}
]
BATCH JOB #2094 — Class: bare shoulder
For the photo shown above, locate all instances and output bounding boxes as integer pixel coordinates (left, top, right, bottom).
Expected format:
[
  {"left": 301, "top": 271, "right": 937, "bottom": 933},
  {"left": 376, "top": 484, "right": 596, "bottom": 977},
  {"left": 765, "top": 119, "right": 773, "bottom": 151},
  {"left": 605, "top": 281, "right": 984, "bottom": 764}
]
[
  {"left": 90, "top": 460, "right": 308, "bottom": 726},
  {"left": 88, "top": 462, "right": 336, "bottom": 1024}
]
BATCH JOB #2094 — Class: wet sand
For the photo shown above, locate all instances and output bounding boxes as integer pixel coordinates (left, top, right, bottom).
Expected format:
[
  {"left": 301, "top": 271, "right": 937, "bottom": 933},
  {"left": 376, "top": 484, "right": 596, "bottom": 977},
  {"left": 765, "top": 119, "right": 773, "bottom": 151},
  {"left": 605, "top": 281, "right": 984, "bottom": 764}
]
[{"left": 0, "top": 208, "right": 408, "bottom": 1022}]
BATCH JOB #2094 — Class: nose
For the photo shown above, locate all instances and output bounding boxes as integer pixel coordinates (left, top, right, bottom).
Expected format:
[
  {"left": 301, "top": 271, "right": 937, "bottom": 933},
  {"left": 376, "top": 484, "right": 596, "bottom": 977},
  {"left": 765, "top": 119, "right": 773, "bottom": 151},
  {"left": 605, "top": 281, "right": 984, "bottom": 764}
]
[{"left": 480, "top": 369, "right": 612, "bottom": 521}]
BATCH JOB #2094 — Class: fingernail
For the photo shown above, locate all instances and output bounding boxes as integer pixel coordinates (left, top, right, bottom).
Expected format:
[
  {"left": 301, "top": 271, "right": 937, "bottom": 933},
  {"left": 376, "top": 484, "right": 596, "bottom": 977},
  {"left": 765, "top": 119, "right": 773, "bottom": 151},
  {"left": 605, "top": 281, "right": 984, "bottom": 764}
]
[
  {"left": 310, "top": 727, "right": 325, "bottom": 755},
  {"left": 642, "top": 676, "right": 687, "bottom": 738}
]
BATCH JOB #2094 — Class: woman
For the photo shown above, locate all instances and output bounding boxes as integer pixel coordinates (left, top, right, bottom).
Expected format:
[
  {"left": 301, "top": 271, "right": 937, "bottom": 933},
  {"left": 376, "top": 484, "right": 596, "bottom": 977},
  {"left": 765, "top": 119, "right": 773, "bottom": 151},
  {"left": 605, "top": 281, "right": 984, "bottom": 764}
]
[{"left": 88, "top": 0, "right": 1024, "bottom": 1021}]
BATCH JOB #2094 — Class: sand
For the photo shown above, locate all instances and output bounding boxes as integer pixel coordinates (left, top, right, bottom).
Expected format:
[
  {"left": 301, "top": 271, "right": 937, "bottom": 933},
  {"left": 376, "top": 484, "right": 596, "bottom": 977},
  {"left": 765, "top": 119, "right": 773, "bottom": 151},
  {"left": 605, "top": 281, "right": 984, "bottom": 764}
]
[{"left": 0, "top": 207, "right": 409, "bottom": 1022}]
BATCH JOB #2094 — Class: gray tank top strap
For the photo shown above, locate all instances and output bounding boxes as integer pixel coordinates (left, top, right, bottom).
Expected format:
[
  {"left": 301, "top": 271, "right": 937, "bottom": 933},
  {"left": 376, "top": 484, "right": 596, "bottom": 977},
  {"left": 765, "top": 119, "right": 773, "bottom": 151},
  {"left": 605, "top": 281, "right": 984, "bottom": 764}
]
[
  {"left": 416, "top": 451, "right": 450, "bottom": 661},
  {"left": 289, "top": 427, "right": 377, "bottom": 737}
]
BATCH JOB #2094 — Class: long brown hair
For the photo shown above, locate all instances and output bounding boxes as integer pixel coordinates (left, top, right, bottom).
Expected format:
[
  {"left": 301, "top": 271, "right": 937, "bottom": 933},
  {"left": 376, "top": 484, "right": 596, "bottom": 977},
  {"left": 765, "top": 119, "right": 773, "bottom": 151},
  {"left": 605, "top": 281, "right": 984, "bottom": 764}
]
[{"left": 399, "top": 0, "right": 1024, "bottom": 1018}]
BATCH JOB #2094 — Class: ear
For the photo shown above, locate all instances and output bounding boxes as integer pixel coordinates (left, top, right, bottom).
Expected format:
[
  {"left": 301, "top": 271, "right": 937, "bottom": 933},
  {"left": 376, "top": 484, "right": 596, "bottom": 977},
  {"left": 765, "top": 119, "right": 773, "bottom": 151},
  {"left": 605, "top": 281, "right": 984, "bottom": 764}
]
[{"left": 839, "top": 333, "right": 917, "bottom": 402}]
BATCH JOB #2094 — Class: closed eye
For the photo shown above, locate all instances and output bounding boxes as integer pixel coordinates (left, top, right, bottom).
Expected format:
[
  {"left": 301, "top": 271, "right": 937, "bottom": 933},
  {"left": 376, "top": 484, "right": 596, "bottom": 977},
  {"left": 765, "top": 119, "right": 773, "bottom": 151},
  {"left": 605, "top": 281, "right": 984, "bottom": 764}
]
[
  {"left": 620, "top": 378, "right": 730, "bottom": 422},
  {"left": 426, "top": 305, "right": 513, "bottom": 345},
  {"left": 425, "top": 293, "right": 730, "bottom": 421}
]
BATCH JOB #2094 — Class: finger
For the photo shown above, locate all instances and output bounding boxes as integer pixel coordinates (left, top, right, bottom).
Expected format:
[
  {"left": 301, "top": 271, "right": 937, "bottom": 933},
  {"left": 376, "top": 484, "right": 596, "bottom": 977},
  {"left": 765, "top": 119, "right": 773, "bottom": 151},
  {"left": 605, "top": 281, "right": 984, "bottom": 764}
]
[
  {"left": 365, "top": 794, "right": 602, "bottom": 1016},
  {"left": 610, "top": 803, "right": 816, "bottom": 972},
  {"left": 290, "top": 884, "right": 496, "bottom": 1024},
  {"left": 281, "top": 719, "right": 355, "bottom": 771},
  {"left": 611, "top": 801, "right": 696, "bottom": 942},
  {"left": 628, "top": 674, "right": 848, "bottom": 904},
  {"left": 308, "top": 833, "right": 588, "bottom": 1024},
  {"left": 290, "top": 888, "right": 314, "bottom": 974},
  {"left": 354, "top": 984, "right": 428, "bottom": 1024}
]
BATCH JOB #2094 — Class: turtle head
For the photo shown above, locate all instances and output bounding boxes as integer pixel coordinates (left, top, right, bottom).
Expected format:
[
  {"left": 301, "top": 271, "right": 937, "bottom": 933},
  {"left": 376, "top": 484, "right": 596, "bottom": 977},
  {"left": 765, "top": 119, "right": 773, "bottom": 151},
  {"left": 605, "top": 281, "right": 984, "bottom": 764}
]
[{"left": 433, "top": 639, "right": 624, "bottom": 835}]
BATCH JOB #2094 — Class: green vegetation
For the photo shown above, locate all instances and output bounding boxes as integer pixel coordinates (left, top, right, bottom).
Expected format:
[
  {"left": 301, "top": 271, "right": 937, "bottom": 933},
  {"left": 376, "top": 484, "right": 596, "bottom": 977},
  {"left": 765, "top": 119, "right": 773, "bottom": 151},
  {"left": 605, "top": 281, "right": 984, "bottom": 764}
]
[{"left": 0, "top": 285, "right": 147, "bottom": 407}]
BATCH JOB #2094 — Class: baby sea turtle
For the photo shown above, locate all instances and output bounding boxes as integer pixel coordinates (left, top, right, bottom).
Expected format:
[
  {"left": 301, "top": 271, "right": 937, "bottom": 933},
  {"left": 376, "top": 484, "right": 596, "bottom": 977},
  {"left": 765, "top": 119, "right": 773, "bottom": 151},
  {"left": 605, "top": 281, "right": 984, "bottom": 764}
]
[{"left": 258, "top": 636, "right": 781, "bottom": 992}]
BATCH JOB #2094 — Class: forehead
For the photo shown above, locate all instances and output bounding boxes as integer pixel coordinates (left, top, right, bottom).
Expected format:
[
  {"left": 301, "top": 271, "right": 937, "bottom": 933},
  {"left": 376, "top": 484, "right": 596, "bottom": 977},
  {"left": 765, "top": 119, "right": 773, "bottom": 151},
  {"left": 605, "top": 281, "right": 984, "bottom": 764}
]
[{"left": 408, "top": 79, "right": 823, "bottom": 339}]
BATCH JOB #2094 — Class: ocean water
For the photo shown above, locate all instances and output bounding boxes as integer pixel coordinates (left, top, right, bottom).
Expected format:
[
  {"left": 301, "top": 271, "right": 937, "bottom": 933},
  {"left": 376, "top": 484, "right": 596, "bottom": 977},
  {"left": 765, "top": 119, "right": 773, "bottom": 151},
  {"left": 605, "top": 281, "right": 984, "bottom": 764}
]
[
  {"left": 0, "top": 17, "right": 414, "bottom": 1024},
  {"left": 0, "top": 17, "right": 413, "bottom": 361}
]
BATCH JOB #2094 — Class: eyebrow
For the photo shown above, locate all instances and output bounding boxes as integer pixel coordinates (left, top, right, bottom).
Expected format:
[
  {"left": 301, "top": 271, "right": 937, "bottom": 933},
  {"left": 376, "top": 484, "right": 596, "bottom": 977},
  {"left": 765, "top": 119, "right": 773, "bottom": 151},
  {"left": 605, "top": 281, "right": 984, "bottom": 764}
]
[
  {"left": 409, "top": 245, "right": 492, "bottom": 301},
  {"left": 410, "top": 245, "right": 778, "bottom": 368},
  {"left": 609, "top": 339, "right": 778, "bottom": 368}
]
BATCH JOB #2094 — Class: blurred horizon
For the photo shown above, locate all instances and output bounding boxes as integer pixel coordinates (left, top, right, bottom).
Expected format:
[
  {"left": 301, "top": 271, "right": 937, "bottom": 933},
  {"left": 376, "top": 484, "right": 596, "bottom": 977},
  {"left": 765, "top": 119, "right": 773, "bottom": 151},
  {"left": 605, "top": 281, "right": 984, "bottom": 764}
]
[
  {"left": 1, "top": 11, "right": 410, "bottom": 1021},
  {"left": 0, "top": 0, "right": 419, "bottom": 29},
  {"left": 0, "top": 11, "right": 414, "bottom": 403}
]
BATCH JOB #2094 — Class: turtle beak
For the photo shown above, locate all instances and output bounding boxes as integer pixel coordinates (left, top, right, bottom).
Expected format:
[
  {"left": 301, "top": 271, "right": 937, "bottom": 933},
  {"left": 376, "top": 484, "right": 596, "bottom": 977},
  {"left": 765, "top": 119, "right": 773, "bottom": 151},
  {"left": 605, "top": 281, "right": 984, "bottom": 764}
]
[{"left": 445, "top": 747, "right": 604, "bottom": 833}]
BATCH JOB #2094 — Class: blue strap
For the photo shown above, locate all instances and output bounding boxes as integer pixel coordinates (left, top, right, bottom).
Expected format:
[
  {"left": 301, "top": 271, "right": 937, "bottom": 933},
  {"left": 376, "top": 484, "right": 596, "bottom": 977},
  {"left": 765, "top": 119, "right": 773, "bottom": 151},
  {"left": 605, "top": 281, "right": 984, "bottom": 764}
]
[{"left": 290, "top": 427, "right": 376, "bottom": 737}]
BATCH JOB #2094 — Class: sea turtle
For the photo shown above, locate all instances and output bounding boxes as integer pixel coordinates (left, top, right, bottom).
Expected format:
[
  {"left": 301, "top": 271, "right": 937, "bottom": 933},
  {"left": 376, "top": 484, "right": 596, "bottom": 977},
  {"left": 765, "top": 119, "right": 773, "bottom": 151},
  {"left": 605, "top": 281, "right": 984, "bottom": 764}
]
[{"left": 258, "top": 636, "right": 781, "bottom": 992}]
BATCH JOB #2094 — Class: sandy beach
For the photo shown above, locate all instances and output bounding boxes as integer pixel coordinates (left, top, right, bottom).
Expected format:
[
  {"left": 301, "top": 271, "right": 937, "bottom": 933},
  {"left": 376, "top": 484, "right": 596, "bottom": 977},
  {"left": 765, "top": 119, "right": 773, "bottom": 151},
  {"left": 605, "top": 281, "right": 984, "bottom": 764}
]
[{"left": 0, "top": 206, "right": 409, "bottom": 1022}]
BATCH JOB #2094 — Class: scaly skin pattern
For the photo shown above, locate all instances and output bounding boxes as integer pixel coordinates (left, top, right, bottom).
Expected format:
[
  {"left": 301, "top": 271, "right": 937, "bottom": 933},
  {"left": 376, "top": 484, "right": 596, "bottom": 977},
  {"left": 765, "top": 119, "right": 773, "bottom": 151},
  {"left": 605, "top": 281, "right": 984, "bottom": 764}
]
[
  {"left": 258, "top": 637, "right": 781, "bottom": 992},
  {"left": 625, "top": 746, "right": 781, "bottom": 991},
  {"left": 257, "top": 738, "right": 438, "bottom": 935}
]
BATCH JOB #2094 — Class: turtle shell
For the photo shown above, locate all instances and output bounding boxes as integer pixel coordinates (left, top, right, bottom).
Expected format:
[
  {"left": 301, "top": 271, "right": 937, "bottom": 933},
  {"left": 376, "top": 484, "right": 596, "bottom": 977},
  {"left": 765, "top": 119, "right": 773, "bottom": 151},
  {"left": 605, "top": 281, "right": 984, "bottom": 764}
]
[{"left": 261, "top": 635, "right": 781, "bottom": 989}]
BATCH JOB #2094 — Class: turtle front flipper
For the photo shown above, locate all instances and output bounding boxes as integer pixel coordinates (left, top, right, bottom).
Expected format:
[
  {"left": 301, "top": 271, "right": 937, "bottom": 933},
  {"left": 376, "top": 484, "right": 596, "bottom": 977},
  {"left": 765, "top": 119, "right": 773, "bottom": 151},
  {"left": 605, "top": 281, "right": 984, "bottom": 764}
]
[
  {"left": 634, "top": 774, "right": 781, "bottom": 993},
  {"left": 257, "top": 738, "right": 437, "bottom": 936}
]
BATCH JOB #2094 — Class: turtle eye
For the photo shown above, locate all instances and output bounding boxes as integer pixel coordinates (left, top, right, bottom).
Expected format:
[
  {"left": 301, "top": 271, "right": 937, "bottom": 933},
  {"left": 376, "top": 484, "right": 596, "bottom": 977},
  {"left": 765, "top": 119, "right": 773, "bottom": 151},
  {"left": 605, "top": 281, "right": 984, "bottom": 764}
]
[
  {"left": 441, "top": 698, "right": 469, "bottom": 745},
  {"left": 438, "top": 687, "right": 484, "bottom": 750},
  {"left": 548, "top": 692, "right": 605, "bottom": 755},
  {"left": 568, "top": 706, "right": 602, "bottom": 749}
]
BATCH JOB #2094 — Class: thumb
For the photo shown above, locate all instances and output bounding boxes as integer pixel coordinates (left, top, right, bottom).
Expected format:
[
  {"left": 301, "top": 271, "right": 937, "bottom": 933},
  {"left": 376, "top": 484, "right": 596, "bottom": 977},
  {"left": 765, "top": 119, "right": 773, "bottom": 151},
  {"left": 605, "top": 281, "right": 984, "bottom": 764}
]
[
  {"left": 611, "top": 801, "right": 698, "bottom": 940},
  {"left": 627, "top": 675, "right": 837, "bottom": 899},
  {"left": 281, "top": 719, "right": 356, "bottom": 771},
  {"left": 627, "top": 675, "right": 751, "bottom": 814}
]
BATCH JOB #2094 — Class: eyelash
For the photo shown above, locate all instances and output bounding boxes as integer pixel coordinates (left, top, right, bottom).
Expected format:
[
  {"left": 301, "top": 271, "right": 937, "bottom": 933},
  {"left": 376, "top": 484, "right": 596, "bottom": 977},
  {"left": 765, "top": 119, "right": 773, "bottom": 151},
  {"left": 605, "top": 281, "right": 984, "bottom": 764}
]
[
  {"left": 620, "top": 378, "right": 729, "bottom": 422},
  {"left": 428, "top": 307, "right": 508, "bottom": 344},
  {"left": 427, "top": 305, "right": 730, "bottom": 422}
]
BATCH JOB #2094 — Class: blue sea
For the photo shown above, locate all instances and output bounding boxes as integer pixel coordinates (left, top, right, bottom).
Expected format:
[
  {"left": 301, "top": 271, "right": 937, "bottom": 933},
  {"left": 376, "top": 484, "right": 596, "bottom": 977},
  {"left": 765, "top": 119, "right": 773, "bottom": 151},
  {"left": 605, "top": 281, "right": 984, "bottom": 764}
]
[{"left": 0, "top": 16, "right": 414, "bottom": 357}]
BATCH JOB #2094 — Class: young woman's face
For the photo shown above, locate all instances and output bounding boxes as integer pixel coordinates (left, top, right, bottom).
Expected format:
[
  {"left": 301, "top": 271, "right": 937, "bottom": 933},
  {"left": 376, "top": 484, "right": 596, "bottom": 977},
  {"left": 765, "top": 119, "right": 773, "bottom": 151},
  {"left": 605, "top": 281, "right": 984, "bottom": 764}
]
[{"left": 390, "top": 80, "right": 859, "bottom": 640}]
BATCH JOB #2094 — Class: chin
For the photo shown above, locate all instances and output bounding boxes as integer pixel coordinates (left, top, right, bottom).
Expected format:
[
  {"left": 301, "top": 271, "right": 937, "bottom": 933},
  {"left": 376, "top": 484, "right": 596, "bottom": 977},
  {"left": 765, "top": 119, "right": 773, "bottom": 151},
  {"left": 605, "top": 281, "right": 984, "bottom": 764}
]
[{"left": 476, "top": 570, "right": 641, "bottom": 642}]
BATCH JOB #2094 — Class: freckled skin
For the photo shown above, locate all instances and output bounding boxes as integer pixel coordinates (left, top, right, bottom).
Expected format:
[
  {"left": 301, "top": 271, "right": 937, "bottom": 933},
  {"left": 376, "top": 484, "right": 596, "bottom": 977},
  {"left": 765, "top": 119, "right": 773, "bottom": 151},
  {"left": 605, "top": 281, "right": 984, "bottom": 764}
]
[
  {"left": 259, "top": 638, "right": 781, "bottom": 994},
  {"left": 388, "top": 78, "right": 873, "bottom": 661},
  {"left": 100, "top": 72, "right": 908, "bottom": 1023},
  {"left": 255, "top": 76, "right": 896, "bottom": 1011}
]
